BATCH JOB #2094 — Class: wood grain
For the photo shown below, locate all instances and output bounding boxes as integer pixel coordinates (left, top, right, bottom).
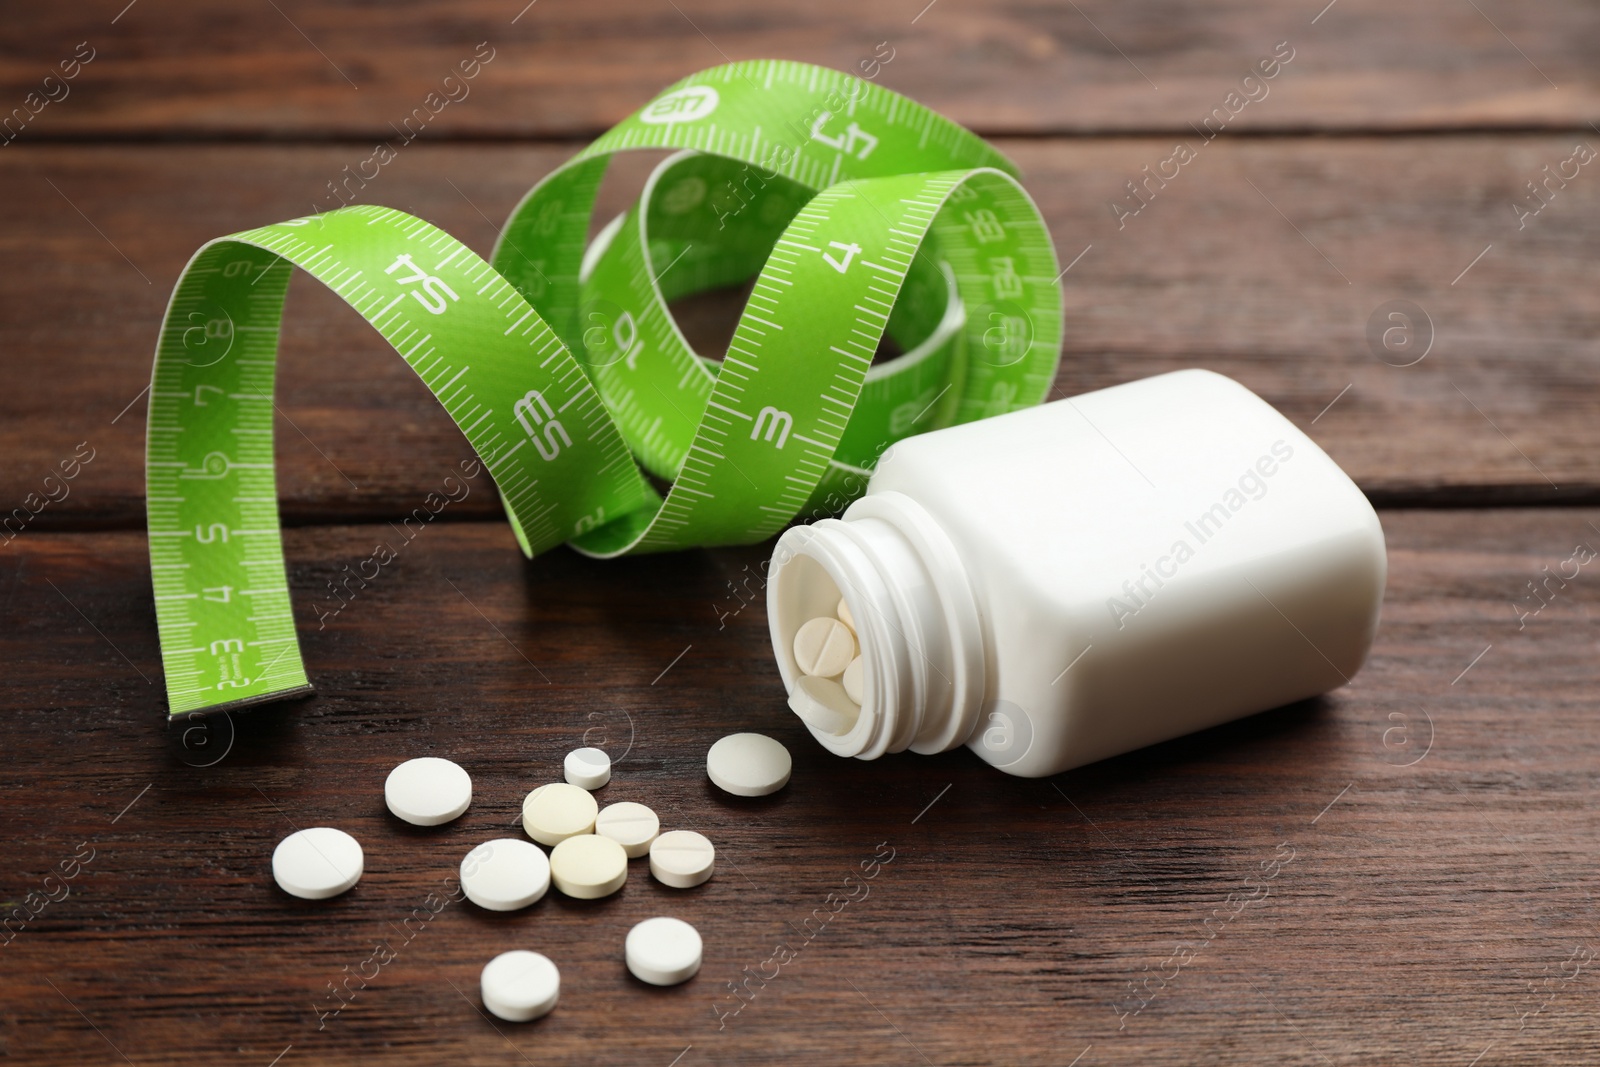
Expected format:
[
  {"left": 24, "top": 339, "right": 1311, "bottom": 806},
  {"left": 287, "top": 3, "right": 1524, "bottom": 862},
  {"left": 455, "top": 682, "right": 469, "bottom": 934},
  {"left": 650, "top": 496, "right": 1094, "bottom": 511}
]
[
  {"left": 4, "top": 1, "right": 1597, "bottom": 1062},
  {"left": 1, "top": 0, "right": 1595, "bottom": 139},
  {"left": 1, "top": 509, "right": 1596, "bottom": 1065},
  {"left": 3, "top": 134, "right": 1598, "bottom": 531}
]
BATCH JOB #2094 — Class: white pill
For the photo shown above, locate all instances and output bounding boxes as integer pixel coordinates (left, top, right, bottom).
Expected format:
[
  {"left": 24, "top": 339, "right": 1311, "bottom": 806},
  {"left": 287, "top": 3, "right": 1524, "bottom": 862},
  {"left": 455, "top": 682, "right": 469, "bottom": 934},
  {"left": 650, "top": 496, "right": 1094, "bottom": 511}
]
[
  {"left": 460, "top": 838, "right": 550, "bottom": 912},
  {"left": 595, "top": 801, "right": 660, "bottom": 858},
  {"left": 481, "top": 950, "right": 560, "bottom": 1022},
  {"left": 792, "top": 616, "right": 857, "bottom": 678},
  {"left": 563, "top": 747, "right": 611, "bottom": 790},
  {"left": 836, "top": 595, "right": 856, "bottom": 632},
  {"left": 789, "top": 674, "right": 861, "bottom": 735},
  {"left": 384, "top": 757, "right": 472, "bottom": 826},
  {"left": 272, "top": 827, "right": 363, "bottom": 900},
  {"left": 649, "top": 829, "right": 715, "bottom": 888},
  {"left": 707, "top": 732, "right": 792, "bottom": 797},
  {"left": 625, "top": 916, "right": 703, "bottom": 986},
  {"left": 549, "top": 834, "right": 629, "bottom": 899},
  {"left": 841, "top": 655, "right": 864, "bottom": 704},
  {"left": 522, "top": 782, "right": 598, "bottom": 846}
]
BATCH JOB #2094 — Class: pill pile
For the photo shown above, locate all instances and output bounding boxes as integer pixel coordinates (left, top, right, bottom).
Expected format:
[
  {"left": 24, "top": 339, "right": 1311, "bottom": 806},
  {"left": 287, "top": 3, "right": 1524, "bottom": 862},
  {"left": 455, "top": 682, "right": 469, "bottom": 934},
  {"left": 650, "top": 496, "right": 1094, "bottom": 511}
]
[
  {"left": 793, "top": 596, "right": 866, "bottom": 707},
  {"left": 271, "top": 733, "right": 791, "bottom": 1022}
]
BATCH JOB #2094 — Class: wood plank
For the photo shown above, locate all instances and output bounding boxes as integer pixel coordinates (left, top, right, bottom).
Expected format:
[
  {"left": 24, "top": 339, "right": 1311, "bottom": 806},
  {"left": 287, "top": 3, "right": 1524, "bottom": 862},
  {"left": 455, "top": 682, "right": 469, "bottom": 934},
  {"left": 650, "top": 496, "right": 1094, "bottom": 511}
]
[
  {"left": 4, "top": 136, "right": 1596, "bottom": 529},
  {"left": 1, "top": 0, "right": 1595, "bottom": 140},
  {"left": 1, "top": 508, "right": 1596, "bottom": 1064}
]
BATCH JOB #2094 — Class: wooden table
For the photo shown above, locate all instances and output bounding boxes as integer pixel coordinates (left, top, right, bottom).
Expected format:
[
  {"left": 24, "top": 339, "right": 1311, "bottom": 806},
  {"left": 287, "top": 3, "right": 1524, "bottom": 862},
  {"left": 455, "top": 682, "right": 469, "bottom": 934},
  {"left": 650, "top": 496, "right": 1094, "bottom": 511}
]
[{"left": 3, "top": 2, "right": 1597, "bottom": 1063}]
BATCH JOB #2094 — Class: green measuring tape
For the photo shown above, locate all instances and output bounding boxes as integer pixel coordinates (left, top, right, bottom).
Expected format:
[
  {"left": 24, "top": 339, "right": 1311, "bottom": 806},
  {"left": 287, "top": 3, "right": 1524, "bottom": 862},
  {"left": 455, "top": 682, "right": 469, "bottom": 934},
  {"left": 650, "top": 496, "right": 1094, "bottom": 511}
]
[{"left": 147, "top": 60, "right": 1063, "bottom": 717}]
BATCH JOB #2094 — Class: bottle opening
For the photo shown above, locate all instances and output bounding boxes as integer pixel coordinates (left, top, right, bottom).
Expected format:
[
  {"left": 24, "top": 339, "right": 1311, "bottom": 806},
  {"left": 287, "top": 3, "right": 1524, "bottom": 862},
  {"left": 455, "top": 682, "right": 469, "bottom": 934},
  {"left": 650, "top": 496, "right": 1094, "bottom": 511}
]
[
  {"left": 767, "top": 494, "right": 987, "bottom": 761},
  {"left": 776, "top": 558, "right": 864, "bottom": 738},
  {"left": 769, "top": 536, "right": 876, "bottom": 753}
]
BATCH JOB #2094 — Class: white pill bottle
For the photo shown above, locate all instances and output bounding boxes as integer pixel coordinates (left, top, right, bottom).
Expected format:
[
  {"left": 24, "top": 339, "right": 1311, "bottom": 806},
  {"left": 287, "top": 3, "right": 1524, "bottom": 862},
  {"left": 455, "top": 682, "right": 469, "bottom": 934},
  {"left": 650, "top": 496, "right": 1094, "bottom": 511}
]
[{"left": 766, "top": 370, "right": 1386, "bottom": 778}]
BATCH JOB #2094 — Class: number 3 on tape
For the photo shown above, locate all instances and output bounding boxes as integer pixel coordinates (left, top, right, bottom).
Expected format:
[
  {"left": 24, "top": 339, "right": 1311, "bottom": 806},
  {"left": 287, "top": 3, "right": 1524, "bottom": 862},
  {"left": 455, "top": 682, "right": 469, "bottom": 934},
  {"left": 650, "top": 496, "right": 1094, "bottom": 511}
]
[{"left": 146, "top": 60, "right": 1064, "bottom": 717}]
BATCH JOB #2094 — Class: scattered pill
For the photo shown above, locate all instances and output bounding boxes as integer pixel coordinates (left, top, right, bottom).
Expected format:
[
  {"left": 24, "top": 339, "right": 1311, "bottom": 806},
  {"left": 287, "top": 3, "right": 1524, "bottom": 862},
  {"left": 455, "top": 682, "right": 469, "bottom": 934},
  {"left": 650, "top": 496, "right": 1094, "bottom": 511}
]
[
  {"left": 792, "top": 616, "right": 856, "bottom": 678},
  {"left": 706, "top": 732, "right": 792, "bottom": 797},
  {"left": 563, "top": 747, "right": 612, "bottom": 790},
  {"left": 272, "top": 827, "right": 363, "bottom": 900},
  {"left": 481, "top": 950, "right": 560, "bottom": 1022},
  {"left": 836, "top": 595, "right": 856, "bottom": 633},
  {"left": 549, "top": 834, "right": 629, "bottom": 899},
  {"left": 522, "top": 783, "right": 599, "bottom": 846},
  {"left": 460, "top": 838, "right": 551, "bottom": 912},
  {"left": 625, "top": 916, "right": 703, "bottom": 986},
  {"left": 841, "top": 655, "right": 864, "bottom": 703},
  {"left": 649, "top": 829, "right": 715, "bottom": 888},
  {"left": 385, "top": 756, "right": 472, "bottom": 826},
  {"left": 595, "top": 801, "right": 660, "bottom": 859}
]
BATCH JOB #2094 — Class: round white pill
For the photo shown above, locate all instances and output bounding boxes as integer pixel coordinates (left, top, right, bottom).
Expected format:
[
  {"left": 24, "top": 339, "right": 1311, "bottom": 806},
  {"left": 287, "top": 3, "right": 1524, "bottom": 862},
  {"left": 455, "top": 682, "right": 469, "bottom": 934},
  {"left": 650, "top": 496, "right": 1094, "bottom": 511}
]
[
  {"left": 460, "top": 838, "right": 550, "bottom": 912},
  {"left": 792, "top": 616, "right": 857, "bottom": 678},
  {"left": 706, "top": 732, "right": 792, "bottom": 797},
  {"left": 272, "top": 827, "right": 363, "bottom": 900},
  {"left": 522, "top": 783, "right": 598, "bottom": 846},
  {"left": 481, "top": 950, "right": 559, "bottom": 1022},
  {"left": 789, "top": 674, "right": 861, "bottom": 735},
  {"left": 594, "top": 801, "right": 660, "bottom": 858},
  {"left": 384, "top": 757, "right": 472, "bottom": 826},
  {"left": 836, "top": 595, "right": 856, "bottom": 633},
  {"left": 549, "top": 834, "right": 629, "bottom": 899},
  {"left": 649, "top": 829, "right": 715, "bottom": 888},
  {"left": 841, "top": 655, "right": 864, "bottom": 704},
  {"left": 563, "top": 747, "right": 611, "bottom": 790},
  {"left": 625, "top": 916, "right": 703, "bottom": 986}
]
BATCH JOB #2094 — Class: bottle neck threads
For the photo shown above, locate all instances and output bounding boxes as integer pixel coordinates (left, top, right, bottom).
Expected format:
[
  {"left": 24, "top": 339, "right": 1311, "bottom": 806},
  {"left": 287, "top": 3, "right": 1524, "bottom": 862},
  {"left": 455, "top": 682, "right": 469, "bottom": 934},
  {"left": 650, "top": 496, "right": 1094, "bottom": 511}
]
[{"left": 768, "top": 491, "right": 987, "bottom": 760}]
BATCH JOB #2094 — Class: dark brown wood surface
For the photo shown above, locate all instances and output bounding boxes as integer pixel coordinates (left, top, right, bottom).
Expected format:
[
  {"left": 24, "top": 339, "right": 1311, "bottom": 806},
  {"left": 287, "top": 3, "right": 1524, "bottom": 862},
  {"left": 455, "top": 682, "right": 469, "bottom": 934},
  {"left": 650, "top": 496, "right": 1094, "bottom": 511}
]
[
  {"left": 3, "top": 1, "right": 1599, "bottom": 1064},
  {"left": 4, "top": 512, "right": 1599, "bottom": 1066},
  {"left": 3, "top": 0, "right": 1598, "bottom": 137},
  {"left": 6, "top": 136, "right": 1600, "bottom": 529}
]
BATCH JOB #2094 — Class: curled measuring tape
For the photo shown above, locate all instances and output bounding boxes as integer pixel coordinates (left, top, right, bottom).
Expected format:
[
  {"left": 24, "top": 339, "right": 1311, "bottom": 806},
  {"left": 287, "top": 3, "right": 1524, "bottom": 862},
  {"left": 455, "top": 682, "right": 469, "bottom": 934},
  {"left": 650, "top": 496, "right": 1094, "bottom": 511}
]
[{"left": 147, "top": 60, "right": 1064, "bottom": 717}]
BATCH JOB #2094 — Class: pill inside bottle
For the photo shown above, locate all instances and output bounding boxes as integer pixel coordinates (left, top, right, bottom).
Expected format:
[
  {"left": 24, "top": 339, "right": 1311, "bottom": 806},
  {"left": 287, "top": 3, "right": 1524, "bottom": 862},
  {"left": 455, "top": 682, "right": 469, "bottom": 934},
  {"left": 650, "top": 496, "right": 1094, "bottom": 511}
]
[{"left": 780, "top": 576, "right": 867, "bottom": 740}]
